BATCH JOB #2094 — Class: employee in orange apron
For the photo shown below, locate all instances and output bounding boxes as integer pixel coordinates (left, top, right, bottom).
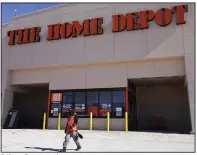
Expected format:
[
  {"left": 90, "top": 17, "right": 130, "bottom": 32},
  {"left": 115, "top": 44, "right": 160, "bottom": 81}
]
[{"left": 61, "top": 108, "right": 81, "bottom": 152}]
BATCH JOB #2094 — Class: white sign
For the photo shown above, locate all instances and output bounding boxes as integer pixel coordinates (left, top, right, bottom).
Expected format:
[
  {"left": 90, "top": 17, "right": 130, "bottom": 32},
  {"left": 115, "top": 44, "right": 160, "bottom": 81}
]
[
  {"left": 116, "top": 107, "right": 122, "bottom": 111},
  {"left": 116, "top": 107, "right": 122, "bottom": 116},
  {"left": 75, "top": 104, "right": 85, "bottom": 110},
  {"left": 54, "top": 108, "right": 58, "bottom": 111},
  {"left": 63, "top": 104, "right": 71, "bottom": 109}
]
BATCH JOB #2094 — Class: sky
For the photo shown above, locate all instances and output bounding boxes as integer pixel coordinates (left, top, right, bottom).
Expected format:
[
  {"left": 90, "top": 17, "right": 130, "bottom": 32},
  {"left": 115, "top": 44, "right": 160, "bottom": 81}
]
[{"left": 2, "top": 3, "right": 62, "bottom": 24}]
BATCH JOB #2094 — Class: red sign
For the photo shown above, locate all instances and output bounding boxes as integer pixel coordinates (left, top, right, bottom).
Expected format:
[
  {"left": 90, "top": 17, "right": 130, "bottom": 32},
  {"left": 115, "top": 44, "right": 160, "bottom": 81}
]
[
  {"left": 51, "top": 93, "right": 62, "bottom": 103},
  {"left": 7, "top": 4, "right": 188, "bottom": 45}
]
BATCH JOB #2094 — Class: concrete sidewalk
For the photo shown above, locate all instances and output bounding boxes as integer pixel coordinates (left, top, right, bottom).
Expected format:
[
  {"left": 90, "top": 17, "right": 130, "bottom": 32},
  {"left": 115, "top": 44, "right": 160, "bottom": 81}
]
[{"left": 2, "top": 129, "right": 195, "bottom": 152}]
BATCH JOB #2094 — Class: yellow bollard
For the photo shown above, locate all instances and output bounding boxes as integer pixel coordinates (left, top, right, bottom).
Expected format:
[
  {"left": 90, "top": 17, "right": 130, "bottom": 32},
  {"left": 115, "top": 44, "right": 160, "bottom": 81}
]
[
  {"left": 107, "top": 112, "right": 110, "bottom": 131},
  {"left": 90, "top": 112, "right": 93, "bottom": 131},
  {"left": 125, "top": 112, "right": 128, "bottom": 132},
  {"left": 43, "top": 113, "right": 46, "bottom": 130},
  {"left": 58, "top": 112, "right": 61, "bottom": 130}
]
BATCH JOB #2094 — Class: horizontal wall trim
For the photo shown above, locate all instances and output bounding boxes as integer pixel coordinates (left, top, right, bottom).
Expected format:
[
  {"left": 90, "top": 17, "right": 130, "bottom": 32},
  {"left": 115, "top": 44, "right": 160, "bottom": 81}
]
[{"left": 9, "top": 56, "right": 184, "bottom": 72}]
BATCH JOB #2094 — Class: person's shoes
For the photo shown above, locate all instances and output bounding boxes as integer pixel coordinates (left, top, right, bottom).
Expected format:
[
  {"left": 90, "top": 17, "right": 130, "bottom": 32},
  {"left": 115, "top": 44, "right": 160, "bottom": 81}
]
[
  {"left": 75, "top": 146, "right": 81, "bottom": 151},
  {"left": 60, "top": 147, "right": 66, "bottom": 152}
]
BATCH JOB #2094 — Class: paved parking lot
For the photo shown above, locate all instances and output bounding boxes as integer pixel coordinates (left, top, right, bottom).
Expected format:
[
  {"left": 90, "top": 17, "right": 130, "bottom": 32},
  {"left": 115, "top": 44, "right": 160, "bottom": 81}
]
[{"left": 2, "top": 129, "right": 195, "bottom": 152}]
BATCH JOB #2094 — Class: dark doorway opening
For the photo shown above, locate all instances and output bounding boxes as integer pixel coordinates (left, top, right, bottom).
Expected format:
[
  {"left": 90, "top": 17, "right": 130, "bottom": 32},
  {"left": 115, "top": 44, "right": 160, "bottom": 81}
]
[
  {"left": 11, "top": 84, "right": 49, "bottom": 129},
  {"left": 128, "top": 76, "right": 191, "bottom": 134}
]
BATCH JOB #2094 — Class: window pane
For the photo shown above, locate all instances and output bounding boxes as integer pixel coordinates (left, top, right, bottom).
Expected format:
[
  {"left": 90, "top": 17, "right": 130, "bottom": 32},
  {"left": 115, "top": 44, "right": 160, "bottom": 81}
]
[
  {"left": 99, "top": 103, "right": 112, "bottom": 116},
  {"left": 50, "top": 103, "right": 61, "bottom": 117},
  {"left": 87, "top": 91, "right": 99, "bottom": 116},
  {"left": 112, "top": 102, "right": 125, "bottom": 117},
  {"left": 75, "top": 92, "right": 86, "bottom": 104},
  {"left": 87, "top": 91, "right": 98, "bottom": 104},
  {"left": 87, "top": 106, "right": 99, "bottom": 116},
  {"left": 74, "top": 92, "right": 86, "bottom": 116},
  {"left": 75, "top": 104, "right": 86, "bottom": 116},
  {"left": 112, "top": 91, "right": 125, "bottom": 102},
  {"left": 61, "top": 103, "right": 73, "bottom": 117},
  {"left": 99, "top": 91, "right": 111, "bottom": 102},
  {"left": 100, "top": 103, "right": 112, "bottom": 110},
  {"left": 62, "top": 103, "right": 73, "bottom": 112},
  {"left": 63, "top": 92, "right": 74, "bottom": 103},
  {"left": 62, "top": 92, "right": 74, "bottom": 117}
]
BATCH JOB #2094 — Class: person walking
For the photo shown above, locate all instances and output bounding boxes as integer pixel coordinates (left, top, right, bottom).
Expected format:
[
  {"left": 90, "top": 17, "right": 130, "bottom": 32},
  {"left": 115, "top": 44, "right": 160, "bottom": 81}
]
[{"left": 60, "top": 108, "right": 81, "bottom": 152}]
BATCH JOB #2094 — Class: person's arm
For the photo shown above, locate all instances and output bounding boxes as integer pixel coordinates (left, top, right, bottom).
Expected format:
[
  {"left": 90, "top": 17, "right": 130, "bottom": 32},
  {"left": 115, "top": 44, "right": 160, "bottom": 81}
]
[{"left": 74, "top": 115, "right": 78, "bottom": 126}]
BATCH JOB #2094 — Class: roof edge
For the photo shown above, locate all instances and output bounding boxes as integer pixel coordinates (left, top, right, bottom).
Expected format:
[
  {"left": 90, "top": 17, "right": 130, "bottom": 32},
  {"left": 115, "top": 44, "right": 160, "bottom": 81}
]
[
  {"left": 10, "top": 3, "right": 76, "bottom": 22},
  {"left": 2, "top": 24, "right": 9, "bottom": 28}
]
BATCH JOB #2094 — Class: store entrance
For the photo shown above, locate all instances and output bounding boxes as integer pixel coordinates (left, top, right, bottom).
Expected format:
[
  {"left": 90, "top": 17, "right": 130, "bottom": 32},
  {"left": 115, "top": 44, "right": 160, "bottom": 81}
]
[
  {"left": 11, "top": 84, "right": 49, "bottom": 129},
  {"left": 128, "top": 76, "right": 191, "bottom": 133},
  {"left": 127, "top": 80, "right": 137, "bottom": 131}
]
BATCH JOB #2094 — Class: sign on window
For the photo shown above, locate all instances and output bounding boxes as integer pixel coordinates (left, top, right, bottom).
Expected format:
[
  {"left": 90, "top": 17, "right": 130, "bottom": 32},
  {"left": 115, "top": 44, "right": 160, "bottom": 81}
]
[
  {"left": 100, "top": 103, "right": 111, "bottom": 110},
  {"left": 116, "top": 107, "right": 122, "bottom": 116},
  {"left": 51, "top": 93, "right": 62, "bottom": 103}
]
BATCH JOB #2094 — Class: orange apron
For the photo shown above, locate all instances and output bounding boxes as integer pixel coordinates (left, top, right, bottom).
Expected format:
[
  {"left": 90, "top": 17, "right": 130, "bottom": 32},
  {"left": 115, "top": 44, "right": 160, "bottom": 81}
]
[{"left": 66, "top": 116, "right": 77, "bottom": 132}]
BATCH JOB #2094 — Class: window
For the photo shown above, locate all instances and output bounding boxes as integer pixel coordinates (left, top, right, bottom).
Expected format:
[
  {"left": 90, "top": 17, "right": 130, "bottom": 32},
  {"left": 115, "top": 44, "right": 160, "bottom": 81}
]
[
  {"left": 63, "top": 92, "right": 74, "bottom": 103},
  {"left": 49, "top": 88, "right": 126, "bottom": 118},
  {"left": 112, "top": 102, "right": 125, "bottom": 117},
  {"left": 74, "top": 92, "right": 86, "bottom": 116},
  {"left": 50, "top": 103, "right": 61, "bottom": 117},
  {"left": 61, "top": 92, "right": 74, "bottom": 117},
  {"left": 50, "top": 92, "right": 62, "bottom": 117},
  {"left": 113, "top": 91, "right": 125, "bottom": 102},
  {"left": 62, "top": 103, "right": 72, "bottom": 114},
  {"left": 99, "top": 91, "right": 112, "bottom": 116},
  {"left": 112, "top": 91, "right": 125, "bottom": 117},
  {"left": 87, "top": 91, "right": 99, "bottom": 116}
]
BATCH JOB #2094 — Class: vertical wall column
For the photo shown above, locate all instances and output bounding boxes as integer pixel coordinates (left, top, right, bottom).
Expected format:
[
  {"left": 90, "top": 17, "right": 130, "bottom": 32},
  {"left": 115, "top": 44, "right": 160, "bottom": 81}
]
[
  {"left": 185, "top": 54, "right": 195, "bottom": 134},
  {"left": 182, "top": 3, "right": 195, "bottom": 134},
  {"left": 184, "top": 26, "right": 195, "bottom": 133},
  {"left": 187, "top": 81, "right": 195, "bottom": 133},
  {"left": 1, "top": 70, "right": 13, "bottom": 127},
  {"left": 125, "top": 87, "right": 129, "bottom": 113},
  {"left": 46, "top": 90, "right": 51, "bottom": 129},
  {"left": 1, "top": 89, "right": 14, "bottom": 127},
  {"left": 183, "top": 29, "right": 195, "bottom": 134}
]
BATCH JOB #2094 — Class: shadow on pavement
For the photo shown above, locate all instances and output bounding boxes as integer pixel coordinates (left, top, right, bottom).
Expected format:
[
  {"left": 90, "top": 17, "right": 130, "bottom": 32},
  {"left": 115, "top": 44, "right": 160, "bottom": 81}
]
[
  {"left": 25, "top": 146, "right": 75, "bottom": 152},
  {"left": 139, "top": 130, "right": 191, "bottom": 135}
]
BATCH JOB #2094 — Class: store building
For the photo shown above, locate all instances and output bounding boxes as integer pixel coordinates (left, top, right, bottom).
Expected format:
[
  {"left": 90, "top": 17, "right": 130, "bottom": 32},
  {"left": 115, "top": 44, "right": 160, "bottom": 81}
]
[{"left": 2, "top": 3, "right": 195, "bottom": 133}]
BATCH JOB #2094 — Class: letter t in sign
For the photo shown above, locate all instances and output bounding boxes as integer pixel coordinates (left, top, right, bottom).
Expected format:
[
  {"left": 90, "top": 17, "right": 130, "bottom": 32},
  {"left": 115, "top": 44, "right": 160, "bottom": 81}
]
[
  {"left": 7, "top": 27, "right": 41, "bottom": 45},
  {"left": 171, "top": 4, "right": 188, "bottom": 25},
  {"left": 7, "top": 30, "right": 16, "bottom": 45}
]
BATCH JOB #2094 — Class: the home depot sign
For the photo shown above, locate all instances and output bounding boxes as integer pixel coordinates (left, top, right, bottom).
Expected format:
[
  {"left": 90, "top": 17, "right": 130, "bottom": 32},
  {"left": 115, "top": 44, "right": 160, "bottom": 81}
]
[{"left": 7, "top": 4, "right": 188, "bottom": 45}]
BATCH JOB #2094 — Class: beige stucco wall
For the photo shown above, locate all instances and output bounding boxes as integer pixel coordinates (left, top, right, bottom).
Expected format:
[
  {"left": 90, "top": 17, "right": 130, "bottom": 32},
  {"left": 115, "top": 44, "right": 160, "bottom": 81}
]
[
  {"left": 3, "top": 3, "right": 192, "bottom": 87},
  {"left": 10, "top": 58, "right": 185, "bottom": 89},
  {"left": 3, "top": 3, "right": 193, "bottom": 71},
  {"left": 2, "top": 24, "right": 14, "bottom": 127},
  {"left": 2, "top": 3, "right": 195, "bottom": 131}
]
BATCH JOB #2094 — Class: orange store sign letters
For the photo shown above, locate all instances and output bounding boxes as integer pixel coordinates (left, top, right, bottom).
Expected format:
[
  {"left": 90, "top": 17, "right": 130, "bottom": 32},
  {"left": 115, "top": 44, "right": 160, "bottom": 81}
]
[{"left": 7, "top": 4, "right": 188, "bottom": 45}]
